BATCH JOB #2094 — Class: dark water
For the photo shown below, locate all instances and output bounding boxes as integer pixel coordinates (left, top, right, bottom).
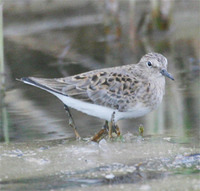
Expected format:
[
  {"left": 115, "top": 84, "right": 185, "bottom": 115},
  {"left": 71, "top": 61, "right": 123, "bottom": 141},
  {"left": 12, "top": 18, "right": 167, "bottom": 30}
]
[{"left": 0, "top": 0, "right": 200, "bottom": 190}]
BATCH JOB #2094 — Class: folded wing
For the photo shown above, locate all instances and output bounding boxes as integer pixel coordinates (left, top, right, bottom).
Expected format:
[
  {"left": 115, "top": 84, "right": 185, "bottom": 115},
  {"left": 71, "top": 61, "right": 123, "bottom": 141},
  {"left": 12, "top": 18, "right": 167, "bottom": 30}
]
[{"left": 21, "top": 69, "right": 145, "bottom": 112}]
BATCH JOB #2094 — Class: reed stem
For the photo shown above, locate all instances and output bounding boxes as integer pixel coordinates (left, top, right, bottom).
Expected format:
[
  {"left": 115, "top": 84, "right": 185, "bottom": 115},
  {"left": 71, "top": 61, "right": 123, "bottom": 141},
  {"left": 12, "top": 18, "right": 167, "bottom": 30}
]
[{"left": 0, "top": 1, "right": 9, "bottom": 143}]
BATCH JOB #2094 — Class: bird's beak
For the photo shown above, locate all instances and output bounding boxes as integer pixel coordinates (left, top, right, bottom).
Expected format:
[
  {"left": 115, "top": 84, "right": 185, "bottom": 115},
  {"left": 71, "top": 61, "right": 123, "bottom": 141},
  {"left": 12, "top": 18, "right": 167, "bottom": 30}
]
[{"left": 160, "top": 69, "right": 174, "bottom": 81}]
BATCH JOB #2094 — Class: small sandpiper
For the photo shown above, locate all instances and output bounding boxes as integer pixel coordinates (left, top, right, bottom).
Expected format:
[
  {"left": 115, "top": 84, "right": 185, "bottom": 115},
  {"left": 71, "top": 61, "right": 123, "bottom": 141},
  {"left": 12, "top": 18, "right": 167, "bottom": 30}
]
[{"left": 19, "top": 52, "right": 174, "bottom": 141}]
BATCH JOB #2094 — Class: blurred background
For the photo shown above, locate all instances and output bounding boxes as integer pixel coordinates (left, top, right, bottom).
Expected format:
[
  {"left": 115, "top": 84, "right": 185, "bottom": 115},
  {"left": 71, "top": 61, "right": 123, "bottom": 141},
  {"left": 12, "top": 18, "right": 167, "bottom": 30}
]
[{"left": 0, "top": 0, "right": 200, "bottom": 142}]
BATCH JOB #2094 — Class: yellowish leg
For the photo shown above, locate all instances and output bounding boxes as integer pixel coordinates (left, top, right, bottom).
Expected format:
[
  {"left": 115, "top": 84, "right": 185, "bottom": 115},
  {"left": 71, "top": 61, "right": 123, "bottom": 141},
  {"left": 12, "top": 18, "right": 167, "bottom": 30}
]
[
  {"left": 64, "top": 105, "right": 81, "bottom": 139},
  {"left": 91, "top": 113, "right": 121, "bottom": 141},
  {"left": 91, "top": 121, "right": 108, "bottom": 142},
  {"left": 108, "top": 112, "right": 116, "bottom": 138},
  {"left": 108, "top": 121, "right": 112, "bottom": 138},
  {"left": 91, "top": 128, "right": 107, "bottom": 142},
  {"left": 114, "top": 124, "right": 121, "bottom": 137}
]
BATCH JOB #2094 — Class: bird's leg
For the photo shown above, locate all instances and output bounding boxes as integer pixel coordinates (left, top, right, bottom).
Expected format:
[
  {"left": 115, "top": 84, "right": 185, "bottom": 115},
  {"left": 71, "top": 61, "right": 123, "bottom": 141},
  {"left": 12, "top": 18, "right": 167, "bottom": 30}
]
[
  {"left": 108, "top": 112, "right": 120, "bottom": 137},
  {"left": 64, "top": 104, "right": 81, "bottom": 139},
  {"left": 113, "top": 124, "right": 121, "bottom": 137},
  {"left": 91, "top": 121, "right": 108, "bottom": 142},
  {"left": 109, "top": 112, "right": 116, "bottom": 138}
]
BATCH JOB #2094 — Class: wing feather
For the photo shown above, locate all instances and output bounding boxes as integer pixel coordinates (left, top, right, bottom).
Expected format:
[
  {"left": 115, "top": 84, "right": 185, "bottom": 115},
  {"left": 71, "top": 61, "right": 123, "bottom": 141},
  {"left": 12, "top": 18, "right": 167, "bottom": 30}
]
[{"left": 25, "top": 66, "right": 147, "bottom": 112}]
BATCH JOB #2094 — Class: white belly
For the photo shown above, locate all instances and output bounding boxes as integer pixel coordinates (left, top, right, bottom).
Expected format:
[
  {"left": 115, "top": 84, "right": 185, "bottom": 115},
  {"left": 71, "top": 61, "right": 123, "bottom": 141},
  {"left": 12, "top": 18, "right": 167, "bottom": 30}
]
[{"left": 55, "top": 92, "right": 151, "bottom": 122}]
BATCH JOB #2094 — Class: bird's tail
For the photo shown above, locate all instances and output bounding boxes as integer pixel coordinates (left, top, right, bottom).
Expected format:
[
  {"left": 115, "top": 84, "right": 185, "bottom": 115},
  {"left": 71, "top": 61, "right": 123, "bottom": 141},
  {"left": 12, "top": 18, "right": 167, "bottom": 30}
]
[{"left": 17, "top": 77, "right": 65, "bottom": 96}]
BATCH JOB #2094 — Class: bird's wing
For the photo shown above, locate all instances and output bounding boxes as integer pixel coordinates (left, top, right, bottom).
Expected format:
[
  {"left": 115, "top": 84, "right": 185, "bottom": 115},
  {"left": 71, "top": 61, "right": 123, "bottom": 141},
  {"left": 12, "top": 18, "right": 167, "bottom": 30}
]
[{"left": 22, "top": 68, "right": 147, "bottom": 112}]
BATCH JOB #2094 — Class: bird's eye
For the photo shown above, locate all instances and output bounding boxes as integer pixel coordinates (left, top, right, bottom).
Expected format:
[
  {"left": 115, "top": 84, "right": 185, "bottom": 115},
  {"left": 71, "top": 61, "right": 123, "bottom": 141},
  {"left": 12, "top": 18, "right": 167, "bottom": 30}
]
[{"left": 147, "top": 61, "right": 152, "bottom": 67}]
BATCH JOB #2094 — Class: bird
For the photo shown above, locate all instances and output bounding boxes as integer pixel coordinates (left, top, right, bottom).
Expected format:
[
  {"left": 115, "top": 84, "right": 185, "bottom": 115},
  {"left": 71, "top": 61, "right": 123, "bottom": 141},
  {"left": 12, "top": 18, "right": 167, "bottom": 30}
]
[{"left": 19, "top": 52, "right": 174, "bottom": 141}]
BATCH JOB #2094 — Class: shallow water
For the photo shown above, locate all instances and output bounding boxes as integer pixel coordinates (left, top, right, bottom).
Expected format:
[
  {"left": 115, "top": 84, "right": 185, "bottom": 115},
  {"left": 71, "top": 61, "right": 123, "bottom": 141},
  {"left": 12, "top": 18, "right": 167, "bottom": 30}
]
[
  {"left": 1, "top": 0, "right": 200, "bottom": 190},
  {"left": 1, "top": 136, "right": 200, "bottom": 190}
]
